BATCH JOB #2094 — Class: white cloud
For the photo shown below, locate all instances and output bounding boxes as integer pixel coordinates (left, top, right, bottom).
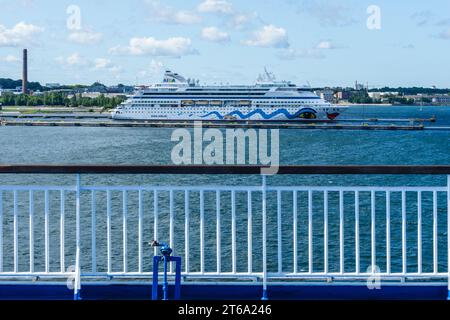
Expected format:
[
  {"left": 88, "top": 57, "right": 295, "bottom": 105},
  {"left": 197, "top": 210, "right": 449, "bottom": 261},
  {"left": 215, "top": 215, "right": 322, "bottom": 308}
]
[
  {"left": 411, "top": 11, "right": 450, "bottom": 27},
  {"left": 55, "top": 54, "right": 122, "bottom": 74},
  {"left": 242, "top": 25, "right": 289, "bottom": 48},
  {"left": 109, "top": 37, "right": 197, "bottom": 57},
  {"left": 277, "top": 39, "right": 339, "bottom": 60},
  {"left": 411, "top": 11, "right": 434, "bottom": 27},
  {"left": 68, "top": 30, "right": 102, "bottom": 44},
  {"left": 201, "top": 26, "right": 230, "bottom": 42},
  {"left": 93, "top": 58, "right": 122, "bottom": 73},
  {"left": 66, "top": 53, "right": 85, "bottom": 66},
  {"left": 139, "top": 59, "right": 165, "bottom": 79},
  {"left": 109, "top": 66, "right": 123, "bottom": 73},
  {"left": 146, "top": 0, "right": 201, "bottom": 24},
  {"left": 296, "top": 0, "right": 356, "bottom": 27},
  {"left": 56, "top": 53, "right": 87, "bottom": 67},
  {"left": 228, "top": 12, "right": 258, "bottom": 30},
  {"left": 197, "top": 0, "right": 233, "bottom": 15},
  {"left": 316, "top": 40, "right": 335, "bottom": 50},
  {"left": 1, "top": 54, "right": 20, "bottom": 62},
  {"left": 0, "top": 22, "right": 43, "bottom": 46},
  {"left": 277, "top": 48, "right": 325, "bottom": 60},
  {"left": 94, "top": 58, "right": 112, "bottom": 69}
]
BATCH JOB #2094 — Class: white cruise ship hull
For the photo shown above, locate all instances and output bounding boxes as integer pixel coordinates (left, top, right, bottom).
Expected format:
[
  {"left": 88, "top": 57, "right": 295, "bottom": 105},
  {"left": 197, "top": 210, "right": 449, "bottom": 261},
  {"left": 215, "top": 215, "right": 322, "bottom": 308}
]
[{"left": 111, "top": 105, "right": 347, "bottom": 121}]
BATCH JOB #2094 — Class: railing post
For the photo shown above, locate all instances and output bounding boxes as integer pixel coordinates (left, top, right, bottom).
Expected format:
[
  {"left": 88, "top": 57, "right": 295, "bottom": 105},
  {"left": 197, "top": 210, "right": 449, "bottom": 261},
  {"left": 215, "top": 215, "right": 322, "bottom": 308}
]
[
  {"left": 261, "top": 174, "right": 268, "bottom": 300},
  {"left": 447, "top": 175, "right": 450, "bottom": 300},
  {"left": 13, "top": 190, "right": 18, "bottom": 273},
  {"left": 74, "top": 246, "right": 81, "bottom": 300},
  {"left": 29, "top": 191, "right": 34, "bottom": 273},
  {"left": 44, "top": 190, "right": 49, "bottom": 273},
  {"left": 74, "top": 174, "right": 81, "bottom": 300},
  {"left": 91, "top": 191, "right": 96, "bottom": 273},
  {"left": 0, "top": 191, "right": 2, "bottom": 273}
]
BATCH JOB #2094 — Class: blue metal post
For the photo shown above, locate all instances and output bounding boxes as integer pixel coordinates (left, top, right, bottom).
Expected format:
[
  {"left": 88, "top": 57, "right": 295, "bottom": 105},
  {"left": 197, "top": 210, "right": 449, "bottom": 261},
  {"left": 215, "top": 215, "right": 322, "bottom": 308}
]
[
  {"left": 152, "top": 256, "right": 159, "bottom": 300},
  {"left": 173, "top": 256, "right": 182, "bottom": 299},
  {"left": 151, "top": 242, "right": 182, "bottom": 300},
  {"left": 163, "top": 255, "right": 168, "bottom": 300}
]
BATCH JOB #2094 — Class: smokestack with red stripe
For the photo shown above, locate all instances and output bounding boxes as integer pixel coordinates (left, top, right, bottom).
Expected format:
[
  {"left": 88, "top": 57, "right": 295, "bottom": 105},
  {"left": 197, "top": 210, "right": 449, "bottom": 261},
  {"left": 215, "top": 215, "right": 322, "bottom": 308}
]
[{"left": 22, "top": 49, "right": 28, "bottom": 95}]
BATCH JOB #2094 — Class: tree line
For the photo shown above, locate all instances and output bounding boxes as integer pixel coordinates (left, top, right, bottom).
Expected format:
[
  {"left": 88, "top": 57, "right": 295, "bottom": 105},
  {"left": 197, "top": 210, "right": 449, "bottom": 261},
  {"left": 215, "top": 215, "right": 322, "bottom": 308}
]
[
  {"left": 369, "top": 87, "right": 449, "bottom": 95},
  {"left": 0, "top": 92, "right": 126, "bottom": 109}
]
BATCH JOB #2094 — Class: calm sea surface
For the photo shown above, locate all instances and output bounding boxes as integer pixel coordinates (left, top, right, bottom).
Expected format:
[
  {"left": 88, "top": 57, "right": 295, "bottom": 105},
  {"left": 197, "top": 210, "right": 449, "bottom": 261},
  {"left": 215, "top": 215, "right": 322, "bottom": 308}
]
[{"left": 0, "top": 105, "right": 449, "bottom": 275}]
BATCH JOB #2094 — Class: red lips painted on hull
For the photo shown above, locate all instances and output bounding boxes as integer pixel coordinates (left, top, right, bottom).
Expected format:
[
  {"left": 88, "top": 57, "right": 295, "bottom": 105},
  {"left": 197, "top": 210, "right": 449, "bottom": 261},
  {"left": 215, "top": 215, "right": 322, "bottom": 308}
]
[{"left": 327, "top": 113, "right": 339, "bottom": 120}]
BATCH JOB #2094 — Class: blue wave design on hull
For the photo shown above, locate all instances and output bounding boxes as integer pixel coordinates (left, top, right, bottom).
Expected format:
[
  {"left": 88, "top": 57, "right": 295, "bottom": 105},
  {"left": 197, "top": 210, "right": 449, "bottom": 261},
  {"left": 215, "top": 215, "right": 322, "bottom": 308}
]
[{"left": 201, "top": 108, "right": 317, "bottom": 120}]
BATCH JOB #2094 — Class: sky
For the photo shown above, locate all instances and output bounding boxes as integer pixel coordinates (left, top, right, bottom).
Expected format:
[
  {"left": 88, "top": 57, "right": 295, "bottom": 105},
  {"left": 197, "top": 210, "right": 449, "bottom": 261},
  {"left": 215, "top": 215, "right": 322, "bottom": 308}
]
[{"left": 0, "top": 0, "right": 449, "bottom": 88}]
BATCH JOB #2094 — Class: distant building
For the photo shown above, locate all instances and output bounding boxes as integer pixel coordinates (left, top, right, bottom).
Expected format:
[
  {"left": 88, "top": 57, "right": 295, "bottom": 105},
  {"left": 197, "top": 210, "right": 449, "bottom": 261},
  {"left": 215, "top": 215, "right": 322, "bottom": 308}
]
[
  {"left": 432, "top": 95, "right": 450, "bottom": 105},
  {"left": 45, "top": 83, "right": 61, "bottom": 88},
  {"left": 0, "top": 87, "right": 22, "bottom": 96},
  {"left": 336, "top": 91, "right": 352, "bottom": 101},
  {"left": 404, "top": 94, "right": 426, "bottom": 103},
  {"left": 316, "top": 89, "right": 335, "bottom": 103},
  {"left": 368, "top": 92, "right": 382, "bottom": 100},
  {"left": 370, "top": 91, "right": 399, "bottom": 97},
  {"left": 87, "top": 85, "right": 107, "bottom": 93},
  {"left": 107, "top": 85, "right": 134, "bottom": 94},
  {"left": 355, "top": 81, "right": 367, "bottom": 91},
  {"left": 81, "top": 92, "right": 125, "bottom": 99}
]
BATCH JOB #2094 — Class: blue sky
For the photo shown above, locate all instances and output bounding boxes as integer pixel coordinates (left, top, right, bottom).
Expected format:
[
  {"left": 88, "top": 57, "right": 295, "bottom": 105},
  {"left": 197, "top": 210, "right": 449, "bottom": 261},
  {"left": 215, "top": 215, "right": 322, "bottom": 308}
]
[{"left": 0, "top": 0, "right": 449, "bottom": 87}]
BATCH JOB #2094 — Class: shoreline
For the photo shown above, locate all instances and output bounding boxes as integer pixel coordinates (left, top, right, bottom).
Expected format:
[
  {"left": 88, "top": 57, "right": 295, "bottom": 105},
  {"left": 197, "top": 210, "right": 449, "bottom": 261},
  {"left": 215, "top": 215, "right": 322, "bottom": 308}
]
[{"left": 340, "top": 103, "right": 448, "bottom": 107}]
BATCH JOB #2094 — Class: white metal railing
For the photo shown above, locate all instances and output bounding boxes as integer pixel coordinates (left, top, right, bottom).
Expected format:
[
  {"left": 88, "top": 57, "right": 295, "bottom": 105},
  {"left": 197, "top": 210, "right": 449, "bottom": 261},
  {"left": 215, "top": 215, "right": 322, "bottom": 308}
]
[{"left": 0, "top": 171, "right": 449, "bottom": 289}]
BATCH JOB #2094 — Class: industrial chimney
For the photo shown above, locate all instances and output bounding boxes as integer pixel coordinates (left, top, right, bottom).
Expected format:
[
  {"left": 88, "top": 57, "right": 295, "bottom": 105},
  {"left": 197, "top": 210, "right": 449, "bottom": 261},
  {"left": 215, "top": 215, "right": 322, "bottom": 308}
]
[{"left": 22, "top": 49, "right": 28, "bottom": 94}]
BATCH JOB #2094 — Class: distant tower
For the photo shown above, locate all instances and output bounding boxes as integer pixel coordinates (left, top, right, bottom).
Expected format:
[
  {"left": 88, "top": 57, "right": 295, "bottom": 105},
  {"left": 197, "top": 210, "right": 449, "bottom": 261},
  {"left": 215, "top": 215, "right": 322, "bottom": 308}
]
[{"left": 22, "top": 49, "right": 28, "bottom": 94}]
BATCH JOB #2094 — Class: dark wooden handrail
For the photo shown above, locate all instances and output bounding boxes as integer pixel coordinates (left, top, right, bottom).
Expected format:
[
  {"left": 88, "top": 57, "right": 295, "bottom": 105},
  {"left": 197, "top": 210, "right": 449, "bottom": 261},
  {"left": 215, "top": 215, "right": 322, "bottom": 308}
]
[{"left": 0, "top": 165, "right": 449, "bottom": 174}]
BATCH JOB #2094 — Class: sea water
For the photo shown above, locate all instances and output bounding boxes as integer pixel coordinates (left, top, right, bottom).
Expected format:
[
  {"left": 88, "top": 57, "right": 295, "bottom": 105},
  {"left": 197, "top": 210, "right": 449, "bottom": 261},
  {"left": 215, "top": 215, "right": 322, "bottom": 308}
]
[{"left": 0, "top": 106, "right": 448, "bottom": 275}]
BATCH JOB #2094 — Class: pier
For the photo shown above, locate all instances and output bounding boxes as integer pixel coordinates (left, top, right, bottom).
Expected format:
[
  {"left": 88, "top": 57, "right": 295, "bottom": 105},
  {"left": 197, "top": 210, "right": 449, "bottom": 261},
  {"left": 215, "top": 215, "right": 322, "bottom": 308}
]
[
  {"left": 0, "top": 112, "right": 443, "bottom": 130},
  {"left": 0, "top": 165, "right": 449, "bottom": 300},
  {"left": 0, "top": 119, "right": 433, "bottom": 130}
]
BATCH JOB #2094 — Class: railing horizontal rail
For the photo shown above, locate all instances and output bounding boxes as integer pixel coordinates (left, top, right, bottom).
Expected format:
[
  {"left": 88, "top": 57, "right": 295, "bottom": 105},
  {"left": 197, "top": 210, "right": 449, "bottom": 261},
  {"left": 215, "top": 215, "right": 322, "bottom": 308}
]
[
  {"left": 1, "top": 185, "right": 445, "bottom": 192},
  {"left": 0, "top": 164, "right": 450, "bottom": 174}
]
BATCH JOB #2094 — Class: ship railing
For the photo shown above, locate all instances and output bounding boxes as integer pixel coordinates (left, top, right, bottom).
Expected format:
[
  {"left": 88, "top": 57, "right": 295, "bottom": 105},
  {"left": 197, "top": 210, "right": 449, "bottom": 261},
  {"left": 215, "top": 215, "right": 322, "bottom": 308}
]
[{"left": 0, "top": 165, "right": 449, "bottom": 289}]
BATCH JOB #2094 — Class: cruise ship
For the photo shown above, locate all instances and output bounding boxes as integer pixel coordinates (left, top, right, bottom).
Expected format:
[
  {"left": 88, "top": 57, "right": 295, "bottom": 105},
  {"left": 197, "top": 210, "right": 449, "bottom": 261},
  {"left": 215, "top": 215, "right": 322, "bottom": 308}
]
[{"left": 111, "top": 70, "right": 347, "bottom": 121}]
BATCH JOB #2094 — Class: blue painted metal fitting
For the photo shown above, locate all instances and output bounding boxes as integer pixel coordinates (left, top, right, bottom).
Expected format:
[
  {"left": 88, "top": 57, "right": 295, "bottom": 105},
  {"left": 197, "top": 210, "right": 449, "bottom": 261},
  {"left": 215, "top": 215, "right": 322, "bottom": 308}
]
[
  {"left": 261, "top": 289, "right": 268, "bottom": 300},
  {"left": 151, "top": 241, "right": 182, "bottom": 300}
]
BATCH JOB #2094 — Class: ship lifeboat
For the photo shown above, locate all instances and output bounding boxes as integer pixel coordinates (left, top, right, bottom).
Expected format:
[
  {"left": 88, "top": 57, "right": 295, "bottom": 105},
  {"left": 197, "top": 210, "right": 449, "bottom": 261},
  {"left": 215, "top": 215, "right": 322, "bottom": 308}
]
[{"left": 181, "top": 100, "right": 194, "bottom": 106}]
